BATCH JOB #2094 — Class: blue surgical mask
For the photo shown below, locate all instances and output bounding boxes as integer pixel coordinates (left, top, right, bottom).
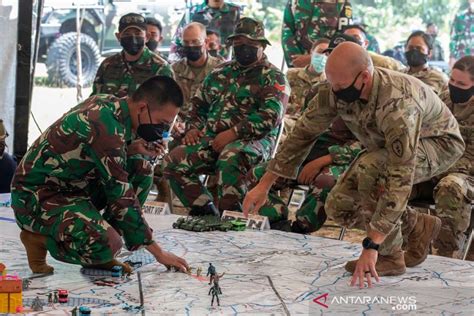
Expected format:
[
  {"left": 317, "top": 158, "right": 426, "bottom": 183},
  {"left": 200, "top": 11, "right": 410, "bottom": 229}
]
[{"left": 311, "top": 53, "right": 327, "bottom": 74}]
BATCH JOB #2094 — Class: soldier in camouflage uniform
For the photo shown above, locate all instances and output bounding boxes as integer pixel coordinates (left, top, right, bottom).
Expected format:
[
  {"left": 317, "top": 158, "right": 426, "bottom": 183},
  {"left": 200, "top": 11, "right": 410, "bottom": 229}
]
[
  {"left": 404, "top": 56, "right": 474, "bottom": 259},
  {"left": 171, "top": 0, "right": 241, "bottom": 61},
  {"left": 244, "top": 43, "right": 464, "bottom": 284},
  {"left": 426, "top": 22, "right": 445, "bottom": 62},
  {"left": 449, "top": 2, "right": 474, "bottom": 65},
  {"left": 282, "top": 0, "right": 353, "bottom": 67},
  {"left": 172, "top": 22, "right": 223, "bottom": 118},
  {"left": 11, "top": 76, "right": 189, "bottom": 274},
  {"left": 403, "top": 31, "right": 448, "bottom": 95},
  {"left": 92, "top": 13, "right": 174, "bottom": 98},
  {"left": 163, "top": 17, "right": 289, "bottom": 215},
  {"left": 246, "top": 115, "right": 361, "bottom": 229}
]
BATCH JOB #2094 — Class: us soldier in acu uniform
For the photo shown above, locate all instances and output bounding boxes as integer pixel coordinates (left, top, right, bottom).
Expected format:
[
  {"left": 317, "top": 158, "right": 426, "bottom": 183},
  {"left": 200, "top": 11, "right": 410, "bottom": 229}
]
[
  {"left": 92, "top": 13, "right": 174, "bottom": 98},
  {"left": 164, "top": 17, "right": 290, "bottom": 216},
  {"left": 282, "top": 0, "right": 353, "bottom": 67},
  {"left": 171, "top": 0, "right": 241, "bottom": 60},
  {"left": 12, "top": 76, "right": 189, "bottom": 275},
  {"left": 404, "top": 56, "right": 474, "bottom": 259},
  {"left": 244, "top": 43, "right": 464, "bottom": 287}
]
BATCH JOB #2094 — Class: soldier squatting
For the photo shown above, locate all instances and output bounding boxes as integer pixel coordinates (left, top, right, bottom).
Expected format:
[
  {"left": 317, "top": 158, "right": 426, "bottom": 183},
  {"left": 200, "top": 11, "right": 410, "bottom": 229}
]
[{"left": 4, "top": 0, "right": 473, "bottom": 292}]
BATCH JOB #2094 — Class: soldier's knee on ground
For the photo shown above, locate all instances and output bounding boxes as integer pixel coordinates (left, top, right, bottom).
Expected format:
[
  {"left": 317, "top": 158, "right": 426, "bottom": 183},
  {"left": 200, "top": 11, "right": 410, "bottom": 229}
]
[{"left": 434, "top": 179, "right": 466, "bottom": 211}]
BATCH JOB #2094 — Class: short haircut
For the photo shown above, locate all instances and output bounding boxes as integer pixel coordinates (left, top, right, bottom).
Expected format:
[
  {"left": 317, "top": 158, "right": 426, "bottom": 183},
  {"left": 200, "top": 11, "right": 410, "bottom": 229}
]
[
  {"left": 453, "top": 56, "right": 474, "bottom": 81},
  {"left": 406, "top": 30, "right": 433, "bottom": 51},
  {"left": 343, "top": 24, "right": 368, "bottom": 38},
  {"left": 145, "top": 17, "right": 163, "bottom": 34},
  {"left": 426, "top": 22, "right": 435, "bottom": 28},
  {"left": 132, "top": 76, "right": 183, "bottom": 108},
  {"left": 311, "top": 37, "right": 330, "bottom": 51},
  {"left": 206, "top": 29, "right": 220, "bottom": 39},
  {"left": 183, "top": 22, "right": 207, "bottom": 39}
]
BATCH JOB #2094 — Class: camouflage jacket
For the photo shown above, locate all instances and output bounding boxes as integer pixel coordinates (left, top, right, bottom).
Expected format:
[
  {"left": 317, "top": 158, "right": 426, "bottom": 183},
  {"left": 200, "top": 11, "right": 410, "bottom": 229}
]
[
  {"left": 369, "top": 51, "right": 405, "bottom": 72},
  {"left": 91, "top": 47, "right": 174, "bottom": 97},
  {"left": 188, "top": 55, "right": 290, "bottom": 144},
  {"left": 286, "top": 66, "right": 326, "bottom": 118},
  {"left": 172, "top": 55, "right": 222, "bottom": 116},
  {"left": 441, "top": 90, "right": 474, "bottom": 176},
  {"left": 404, "top": 66, "right": 448, "bottom": 95},
  {"left": 282, "top": 0, "right": 352, "bottom": 67},
  {"left": 268, "top": 67, "right": 464, "bottom": 235},
  {"left": 450, "top": 8, "right": 474, "bottom": 60},
  {"left": 429, "top": 39, "right": 445, "bottom": 62},
  {"left": 366, "top": 33, "right": 380, "bottom": 54},
  {"left": 172, "top": 2, "right": 241, "bottom": 59},
  {"left": 11, "top": 95, "right": 153, "bottom": 250}
]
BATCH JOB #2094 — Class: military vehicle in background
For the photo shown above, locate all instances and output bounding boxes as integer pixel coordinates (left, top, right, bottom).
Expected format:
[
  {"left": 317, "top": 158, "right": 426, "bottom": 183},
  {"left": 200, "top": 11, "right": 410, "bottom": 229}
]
[
  {"left": 173, "top": 216, "right": 246, "bottom": 232},
  {"left": 38, "top": 0, "right": 188, "bottom": 87}
]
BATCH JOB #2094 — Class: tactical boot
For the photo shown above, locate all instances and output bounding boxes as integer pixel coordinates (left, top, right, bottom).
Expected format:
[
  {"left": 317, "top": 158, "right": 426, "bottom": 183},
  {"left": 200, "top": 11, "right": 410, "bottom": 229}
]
[
  {"left": 84, "top": 259, "right": 132, "bottom": 275},
  {"left": 345, "top": 249, "right": 406, "bottom": 276},
  {"left": 189, "top": 201, "right": 220, "bottom": 217},
  {"left": 404, "top": 213, "right": 442, "bottom": 267},
  {"left": 20, "top": 230, "right": 54, "bottom": 274}
]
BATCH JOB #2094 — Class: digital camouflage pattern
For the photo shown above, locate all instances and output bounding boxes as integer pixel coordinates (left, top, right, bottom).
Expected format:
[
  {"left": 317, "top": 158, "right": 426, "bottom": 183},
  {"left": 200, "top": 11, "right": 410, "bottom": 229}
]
[
  {"left": 247, "top": 117, "right": 361, "bottom": 229},
  {"left": 282, "top": 0, "right": 353, "bottom": 66},
  {"left": 11, "top": 95, "right": 154, "bottom": 265},
  {"left": 368, "top": 51, "right": 405, "bottom": 72},
  {"left": 403, "top": 66, "right": 448, "bottom": 95},
  {"left": 172, "top": 1, "right": 241, "bottom": 59},
  {"left": 268, "top": 68, "right": 464, "bottom": 255},
  {"left": 163, "top": 55, "right": 289, "bottom": 212},
  {"left": 172, "top": 55, "right": 222, "bottom": 117},
  {"left": 433, "top": 90, "right": 473, "bottom": 256},
  {"left": 449, "top": 7, "right": 474, "bottom": 60},
  {"left": 91, "top": 47, "right": 174, "bottom": 97}
]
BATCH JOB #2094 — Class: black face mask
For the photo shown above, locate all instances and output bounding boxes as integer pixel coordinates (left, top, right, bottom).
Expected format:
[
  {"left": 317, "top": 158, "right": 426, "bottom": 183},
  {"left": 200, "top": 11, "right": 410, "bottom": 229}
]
[
  {"left": 333, "top": 71, "right": 365, "bottom": 103},
  {"left": 405, "top": 50, "right": 428, "bottom": 67},
  {"left": 120, "top": 36, "right": 145, "bottom": 56},
  {"left": 183, "top": 46, "right": 203, "bottom": 62},
  {"left": 136, "top": 106, "right": 170, "bottom": 142},
  {"left": 449, "top": 83, "right": 474, "bottom": 104},
  {"left": 234, "top": 44, "right": 259, "bottom": 66},
  {"left": 208, "top": 49, "right": 219, "bottom": 57},
  {"left": 146, "top": 39, "right": 159, "bottom": 52}
]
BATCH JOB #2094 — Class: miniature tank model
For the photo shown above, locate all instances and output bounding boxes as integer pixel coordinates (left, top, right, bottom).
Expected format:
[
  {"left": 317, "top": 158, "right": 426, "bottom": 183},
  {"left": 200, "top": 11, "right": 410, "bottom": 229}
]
[{"left": 172, "top": 216, "right": 246, "bottom": 232}]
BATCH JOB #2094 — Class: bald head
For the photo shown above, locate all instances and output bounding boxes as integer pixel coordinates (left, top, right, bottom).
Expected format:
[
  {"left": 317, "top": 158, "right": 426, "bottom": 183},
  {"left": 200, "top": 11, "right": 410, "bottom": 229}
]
[
  {"left": 326, "top": 42, "right": 374, "bottom": 100},
  {"left": 182, "top": 22, "right": 207, "bottom": 44}
]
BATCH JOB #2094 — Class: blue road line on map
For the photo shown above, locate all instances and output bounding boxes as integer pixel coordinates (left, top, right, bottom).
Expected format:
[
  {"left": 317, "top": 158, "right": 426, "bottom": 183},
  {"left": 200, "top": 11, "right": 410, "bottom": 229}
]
[{"left": 0, "top": 216, "right": 16, "bottom": 223}]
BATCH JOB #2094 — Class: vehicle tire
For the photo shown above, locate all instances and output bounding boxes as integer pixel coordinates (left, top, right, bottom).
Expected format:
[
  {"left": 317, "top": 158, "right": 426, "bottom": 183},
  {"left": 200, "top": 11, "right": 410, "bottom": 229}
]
[{"left": 46, "top": 32, "right": 100, "bottom": 88}]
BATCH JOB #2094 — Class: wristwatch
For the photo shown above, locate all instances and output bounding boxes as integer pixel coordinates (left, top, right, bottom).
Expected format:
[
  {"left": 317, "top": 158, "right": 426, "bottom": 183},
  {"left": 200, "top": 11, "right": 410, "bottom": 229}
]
[{"left": 362, "top": 237, "right": 380, "bottom": 251}]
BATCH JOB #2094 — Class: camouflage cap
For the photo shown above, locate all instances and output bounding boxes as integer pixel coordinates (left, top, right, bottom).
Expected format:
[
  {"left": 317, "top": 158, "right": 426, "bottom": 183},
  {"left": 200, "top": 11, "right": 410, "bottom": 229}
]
[
  {"left": 227, "top": 17, "right": 271, "bottom": 46},
  {"left": 322, "top": 33, "right": 360, "bottom": 54},
  {"left": 119, "top": 13, "right": 146, "bottom": 33}
]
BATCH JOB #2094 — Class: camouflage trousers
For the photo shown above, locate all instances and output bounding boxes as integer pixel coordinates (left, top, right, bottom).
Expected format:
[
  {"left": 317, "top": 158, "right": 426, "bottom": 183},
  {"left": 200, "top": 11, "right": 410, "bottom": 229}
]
[
  {"left": 403, "top": 172, "right": 473, "bottom": 257},
  {"left": 246, "top": 161, "right": 348, "bottom": 227},
  {"left": 163, "top": 136, "right": 272, "bottom": 212},
  {"left": 13, "top": 156, "right": 153, "bottom": 265},
  {"left": 325, "top": 137, "right": 460, "bottom": 256}
]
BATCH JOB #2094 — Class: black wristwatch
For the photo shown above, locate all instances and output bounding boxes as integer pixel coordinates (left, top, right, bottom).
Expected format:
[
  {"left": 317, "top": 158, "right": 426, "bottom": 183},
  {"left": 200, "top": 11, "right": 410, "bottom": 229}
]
[{"left": 362, "top": 237, "right": 380, "bottom": 251}]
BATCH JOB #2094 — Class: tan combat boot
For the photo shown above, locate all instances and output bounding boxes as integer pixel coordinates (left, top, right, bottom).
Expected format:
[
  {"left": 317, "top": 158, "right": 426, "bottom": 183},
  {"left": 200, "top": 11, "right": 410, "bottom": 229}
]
[
  {"left": 404, "top": 213, "right": 442, "bottom": 267},
  {"left": 345, "top": 249, "right": 406, "bottom": 276},
  {"left": 20, "top": 230, "right": 54, "bottom": 274}
]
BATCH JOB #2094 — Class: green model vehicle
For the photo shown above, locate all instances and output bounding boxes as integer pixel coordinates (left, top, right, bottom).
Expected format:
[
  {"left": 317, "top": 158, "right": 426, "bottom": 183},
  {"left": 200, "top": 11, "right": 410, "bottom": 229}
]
[{"left": 172, "top": 216, "right": 246, "bottom": 232}]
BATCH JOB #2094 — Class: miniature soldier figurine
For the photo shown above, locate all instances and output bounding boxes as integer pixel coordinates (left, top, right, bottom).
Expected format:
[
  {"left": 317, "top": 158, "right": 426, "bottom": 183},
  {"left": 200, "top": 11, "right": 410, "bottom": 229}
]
[
  {"left": 209, "top": 282, "right": 221, "bottom": 307},
  {"left": 31, "top": 296, "right": 44, "bottom": 311},
  {"left": 47, "top": 293, "right": 53, "bottom": 304},
  {"left": 71, "top": 306, "right": 78, "bottom": 316},
  {"left": 196, "top": 267, "right": 202, "bottom": 277},
  {"left": 212, "top": 272, "right": 225, "bottom": 294},
  {"left": 207, "top": 263, "right": 216, "bottom": 284},
  {"left": 53, "top": 291, "right": 58, "bottom": 303}
]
